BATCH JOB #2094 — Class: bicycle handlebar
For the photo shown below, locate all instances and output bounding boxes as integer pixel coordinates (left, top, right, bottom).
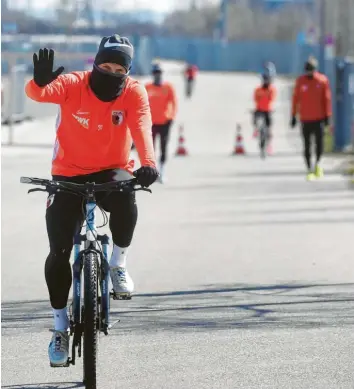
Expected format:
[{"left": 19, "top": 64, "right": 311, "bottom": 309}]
[{"left": 20, "top": 176, "right": 152, "bottom": 196}]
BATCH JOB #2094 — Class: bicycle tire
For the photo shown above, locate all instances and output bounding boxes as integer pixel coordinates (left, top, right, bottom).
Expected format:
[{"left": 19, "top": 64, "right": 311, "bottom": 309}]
[
  {"left": 83, "top": 252, "right": 99, "bottom": 389},
  {"left": 259, "top": 127, "right": 267, "bottom": 159}
]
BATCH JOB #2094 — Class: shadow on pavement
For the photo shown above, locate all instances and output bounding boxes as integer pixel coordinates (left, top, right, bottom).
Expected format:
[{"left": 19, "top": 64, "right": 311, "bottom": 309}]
[
  {"left": 1, "top": 382, "right": 83, "bottom": 389},
  {"left": 175, "top": 218, "right": 354, "bottom": 227},
  {"left": 2, "top": 282, "right": 354, "bottom": 333}
]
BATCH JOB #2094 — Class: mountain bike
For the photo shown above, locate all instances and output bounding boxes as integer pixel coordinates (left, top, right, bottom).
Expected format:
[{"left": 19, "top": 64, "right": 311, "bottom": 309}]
[{"left": 20, "top": 175, "right": 151, "bottom": 389}]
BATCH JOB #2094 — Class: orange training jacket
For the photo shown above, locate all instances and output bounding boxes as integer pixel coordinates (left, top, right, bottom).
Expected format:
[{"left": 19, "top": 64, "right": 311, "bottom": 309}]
[
  {"left": 292, "top": 72, "right": 332, "bottom": 122},
  {"left": 25, "top": 72, "right": 156, "bottom": 177},
  {"left": 145, "top": 82, "right": 177, "bottom": 125},
  {"left": 185, "top": 65, "right": 198, "bottom": 79},
  {"left": 254, "top": 84, "right": 276, "bottom": 112}
]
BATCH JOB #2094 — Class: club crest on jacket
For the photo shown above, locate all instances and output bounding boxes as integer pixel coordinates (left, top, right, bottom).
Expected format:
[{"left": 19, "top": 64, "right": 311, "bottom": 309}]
[{"left": 112, "top": 110, "right": 124, "bottom": 125}]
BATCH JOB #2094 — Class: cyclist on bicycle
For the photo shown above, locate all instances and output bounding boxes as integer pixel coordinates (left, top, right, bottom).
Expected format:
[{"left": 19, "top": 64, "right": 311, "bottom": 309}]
[
  {"left": 145, "top": 62, "right": 177, "bottom": 183},
  {"left": 253, "top": 73, "right": 277, "bottom": 154},
  {"left": 25, "top": 34, "right": 159, "bottom": 366}
]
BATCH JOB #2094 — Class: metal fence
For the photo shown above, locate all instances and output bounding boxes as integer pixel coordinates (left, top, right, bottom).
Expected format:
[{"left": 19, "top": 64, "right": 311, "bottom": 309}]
[
  {"left": 1, "top": 51, "right": 99, "bottom": 145},
  {"left": 2, "top": 33, "right": 353, "bottom": 150}
]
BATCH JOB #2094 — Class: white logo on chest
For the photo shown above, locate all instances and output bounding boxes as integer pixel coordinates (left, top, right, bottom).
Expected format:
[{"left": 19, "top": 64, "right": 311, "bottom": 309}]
[{"left": 72, "top": 113, "right": 89, "bottom": 129}]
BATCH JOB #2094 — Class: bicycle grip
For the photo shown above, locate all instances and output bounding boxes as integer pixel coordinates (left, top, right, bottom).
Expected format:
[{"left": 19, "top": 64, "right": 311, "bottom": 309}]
[{"left": 20, "top": 176, "right": 33, "bottom": 184}]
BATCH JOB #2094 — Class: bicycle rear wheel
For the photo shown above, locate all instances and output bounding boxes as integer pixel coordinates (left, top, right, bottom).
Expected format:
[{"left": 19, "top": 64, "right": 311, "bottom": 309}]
[{"left": 83, "top": 252, "right": 99, "bottom": 389}]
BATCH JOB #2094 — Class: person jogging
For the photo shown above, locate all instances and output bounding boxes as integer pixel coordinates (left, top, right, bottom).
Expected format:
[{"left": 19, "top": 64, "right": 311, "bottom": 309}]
[
  {"left": 184, "top": 63, "right": 198, "bottom": 98},
  {"left": 145, "top": 63, "right": 178, "bottom": 183},
  {"left": 24, "top": 34, "right": 159, "bottom": 367},
  {"left": 291, "top": 56, "right": 332, "bottom": 180}
]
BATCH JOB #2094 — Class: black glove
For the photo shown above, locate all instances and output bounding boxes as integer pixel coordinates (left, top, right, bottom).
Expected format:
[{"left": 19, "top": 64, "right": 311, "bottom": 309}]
[
  {"left": 33, "top": 48, "right": 64, "bottom": 87},
  {"left": 323, "top": 117, "right": 329, "bottom": 127},
  {"left": 290, "top": 116, "right": 297, "bottom": 128},
  {"left": 133, "top": 166, "right": 159, "bottom": 187}
]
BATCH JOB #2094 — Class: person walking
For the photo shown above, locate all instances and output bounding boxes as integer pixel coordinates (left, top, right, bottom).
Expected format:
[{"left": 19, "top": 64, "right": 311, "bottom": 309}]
[{"left": 291, "top": 56, "right": 332, "bottom": 180}]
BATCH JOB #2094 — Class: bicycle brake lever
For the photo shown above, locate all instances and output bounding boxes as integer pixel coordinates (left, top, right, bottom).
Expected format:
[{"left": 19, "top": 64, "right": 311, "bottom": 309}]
[{"left": 28, "top": 188, "right": 47, "bottom": 194}]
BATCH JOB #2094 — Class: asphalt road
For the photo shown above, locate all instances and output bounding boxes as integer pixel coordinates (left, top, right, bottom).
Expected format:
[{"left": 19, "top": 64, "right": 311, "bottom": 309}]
[{"left": 2, "top": 62, "right": 354, "bottom": 389}]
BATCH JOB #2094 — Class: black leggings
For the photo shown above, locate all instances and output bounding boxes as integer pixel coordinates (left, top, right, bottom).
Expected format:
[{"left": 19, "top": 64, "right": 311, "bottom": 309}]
[
  {"left": 301, "top": 121, "right": 324, "bottom": 170},
  {"left": 152, "top": 121, "right": 172, "bottom": 164},
  {"left": 254, "top": 111, "right": 272, "bottom": 128},
  {"left": 186, "top": 78, "right": 194, "bottom": 97},
  {"left": 45, "top": 169, "right": 138, "bottom": 309}
]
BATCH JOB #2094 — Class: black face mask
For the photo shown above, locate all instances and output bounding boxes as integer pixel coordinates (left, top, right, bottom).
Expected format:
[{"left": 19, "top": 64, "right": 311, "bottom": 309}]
[
  {"left": 89, "top": 64, "right": 128, "bottom": 102},
  {"left": 153, "top": 72, "right": 162, "bottom": 86}
]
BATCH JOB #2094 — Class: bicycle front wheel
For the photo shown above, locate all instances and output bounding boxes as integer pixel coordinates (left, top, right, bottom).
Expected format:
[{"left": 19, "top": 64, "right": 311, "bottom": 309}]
[
  {"left": 259, "top": 127, "right": 267, "bottom": 159},
  {"left": 83, "top": 252, "right": 99, "bottom": 389}
]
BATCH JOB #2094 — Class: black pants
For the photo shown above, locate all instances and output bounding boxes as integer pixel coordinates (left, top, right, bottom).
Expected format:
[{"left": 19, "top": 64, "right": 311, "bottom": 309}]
[
  {"left": 186, "top": 78, "right": 194, "bottom": 97},
  {"left": 254, "top": 111, "right": 272, "bottom": 128},
  {"left": 45, "top": 169, "right": 137, "bottom": 309},
  {"left": 152, "top": 121, "right": 172, "bottom": 164},
  {"left": 301, "top": 120, "right": 324, "bottom": 170}
]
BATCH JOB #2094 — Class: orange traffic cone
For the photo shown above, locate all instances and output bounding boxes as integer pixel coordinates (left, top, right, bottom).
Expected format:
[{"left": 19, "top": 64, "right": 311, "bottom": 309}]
[
  {"left": 233, "top": 124, "right": 245, "bottom": 155},
  {"left": 175, "top": 124, "right": 188, "bottom": 156}
]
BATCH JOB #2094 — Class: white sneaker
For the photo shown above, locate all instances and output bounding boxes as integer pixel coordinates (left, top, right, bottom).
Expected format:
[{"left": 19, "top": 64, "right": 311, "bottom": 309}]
[
  {"left": 110, "top": 267, "right": 134, "bottom": 299},
  {"left": 48, "top": 330, "right": 69, "bottom": 367}
]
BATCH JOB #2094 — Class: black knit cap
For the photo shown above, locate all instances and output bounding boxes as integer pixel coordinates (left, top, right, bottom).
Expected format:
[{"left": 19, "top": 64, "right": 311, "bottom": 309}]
[
  {"left": 304, "top": 56, "right": 318, "bottom": 72},
  {"left": 94, "top": 34, "right": 134, "bottom": 71}
]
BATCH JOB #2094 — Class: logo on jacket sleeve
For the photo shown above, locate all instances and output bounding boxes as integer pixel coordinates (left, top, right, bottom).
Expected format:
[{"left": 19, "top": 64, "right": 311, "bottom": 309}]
[{"left": 112, "top": 110, "right": 124, "bottom": 125}]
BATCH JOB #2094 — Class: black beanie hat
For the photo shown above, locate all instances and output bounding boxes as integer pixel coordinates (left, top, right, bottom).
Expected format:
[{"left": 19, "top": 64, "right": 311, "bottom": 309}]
[
  {"left": 94, "top": 34, "right": 134, "bottom": 72},
  {"left": 304, "top": 56, "right": 318, "bottom": 72}
]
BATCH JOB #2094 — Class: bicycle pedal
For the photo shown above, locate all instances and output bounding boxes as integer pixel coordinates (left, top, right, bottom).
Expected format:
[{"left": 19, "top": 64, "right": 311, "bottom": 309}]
[{"left": 111, "top": 291, "right": 132, "bottom": 300}]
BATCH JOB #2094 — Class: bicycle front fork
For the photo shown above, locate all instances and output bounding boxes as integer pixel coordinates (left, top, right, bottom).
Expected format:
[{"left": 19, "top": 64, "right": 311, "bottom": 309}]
[{"left": 99, "top": 234, "right": 110, "bottom": 334}]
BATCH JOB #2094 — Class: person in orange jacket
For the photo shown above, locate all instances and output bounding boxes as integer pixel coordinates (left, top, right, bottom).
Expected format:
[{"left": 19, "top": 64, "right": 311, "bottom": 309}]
[
  {"left": 145, "top": 63, "right": 178, "bottom": 183},
  {"left": 253, "top": 73, "right": 277, "bottom": 155},
  {"left": 24, "top": 35, "right": 159, "bottom": 367},
  {"left": 184, "top": 63, "right": 198, "bottom": 98},
  {"left": 291, "top": 56, "right": 332, "bottom": 180}
]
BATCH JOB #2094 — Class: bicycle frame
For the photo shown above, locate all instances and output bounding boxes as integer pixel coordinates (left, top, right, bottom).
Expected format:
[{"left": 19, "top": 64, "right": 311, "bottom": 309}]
[
  {"left": 255, "top": 115, "right": 269, "bottom": 148},
  {"left": 71, "top": 200, "right": 110, "bottom": 339}
]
